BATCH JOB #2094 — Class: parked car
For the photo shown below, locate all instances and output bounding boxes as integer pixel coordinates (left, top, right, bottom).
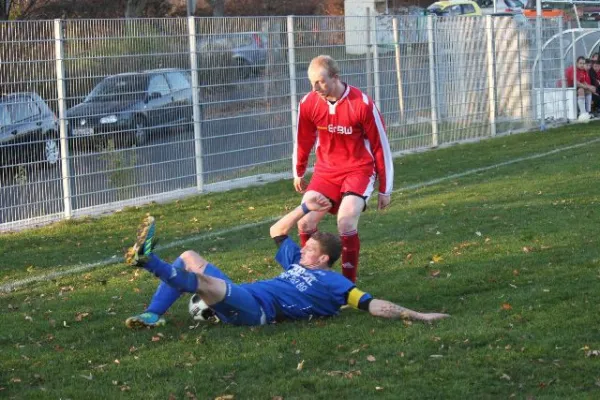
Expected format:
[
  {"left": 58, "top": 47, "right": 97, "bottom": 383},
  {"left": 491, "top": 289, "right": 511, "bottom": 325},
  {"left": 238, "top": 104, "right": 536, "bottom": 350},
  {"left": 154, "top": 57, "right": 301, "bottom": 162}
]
[
  {"left": 426, "top": 1, "right": 483, "bottom": 16},
  {"left": 523, "top": 0, "right": 576, "bottom": 22},
  {"left": 198, "top": 32, "right": 268, "bottom": 79},
  {"left": 0, "top": 92, "right": 59, "bottom": 169},
  {"left": 66, "top": 68, "right": 193, "bottom": 148},
  {"left": 504, "top": 0, "right": 525, "bottom": 14}
]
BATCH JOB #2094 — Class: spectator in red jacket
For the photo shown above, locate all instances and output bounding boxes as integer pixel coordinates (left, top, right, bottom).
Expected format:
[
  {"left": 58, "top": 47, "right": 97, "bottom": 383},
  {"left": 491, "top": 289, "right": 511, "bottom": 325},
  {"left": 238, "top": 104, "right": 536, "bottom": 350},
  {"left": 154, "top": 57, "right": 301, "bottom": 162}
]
[{"left": 565, "top": 56, "right": 596, "bottom": 118}]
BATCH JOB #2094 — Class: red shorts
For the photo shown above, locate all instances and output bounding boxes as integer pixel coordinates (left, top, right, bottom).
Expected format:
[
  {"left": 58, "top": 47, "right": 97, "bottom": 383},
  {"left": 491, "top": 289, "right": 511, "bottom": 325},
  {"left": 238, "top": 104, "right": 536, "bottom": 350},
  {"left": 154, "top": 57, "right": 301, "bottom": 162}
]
[{"left": 307, "top": 170, "right": 376, "bottom": 214}]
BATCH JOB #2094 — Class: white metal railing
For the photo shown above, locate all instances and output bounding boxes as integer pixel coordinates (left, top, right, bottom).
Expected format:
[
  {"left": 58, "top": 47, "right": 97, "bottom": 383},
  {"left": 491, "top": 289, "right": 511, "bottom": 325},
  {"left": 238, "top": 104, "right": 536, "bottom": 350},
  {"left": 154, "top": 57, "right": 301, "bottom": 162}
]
[{"left": 0, "top": 15, "right": 571, "bottom": 230}]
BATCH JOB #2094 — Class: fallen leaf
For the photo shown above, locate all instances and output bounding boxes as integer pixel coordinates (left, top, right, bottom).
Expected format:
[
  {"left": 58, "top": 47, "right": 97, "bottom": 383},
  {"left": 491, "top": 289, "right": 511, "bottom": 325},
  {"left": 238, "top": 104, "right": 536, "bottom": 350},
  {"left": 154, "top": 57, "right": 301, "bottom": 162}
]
[
  {"left": 151, "top": 336, "right": 161, "bottom": 342},
  {"left": 348, "top": 359, "right": 356, "bottom": 366},
  {"left": 375, "top": 386, "right": 384, "bottom": 391},
  {"left": 522, "top": 246, "right": 533, "bottom": 253},
  {"left": 10, "top": 378, "right": 21, "bottom": 383},
  {"left": 430, "top": 270, "right": 441, "bottom": 278},
  {"left": 432, "top": 255, "right": 443, "bottom": 263},
  {"left": 475, "top": 231, "right": 482, "bottom": 237},
  {"left": 80, "top": 374, "right": 93, "bottom": 381},
  {"left": 215, "top": 395, "right": 234, "bottom": 400},
  {"left": 367, "top": 355, "right": 376, "bottom": 362},
  {"left": 272, "top": 397, "right": 284, "bottom": 400},
  {"left": 502, "top": 303, "right": 513, "bottom": 311},
  {"left": 186, "top": 391, "right": 198, "bottom": 400},
  {"left": 75, "top": 312, "right": 90, "bottom": 322},
  {"left": 248, "top": 207, "right": 255, "bottom": 210},
  {"left": 114, "top": 359, "right": 120, "bottom": 365},
  {"left": 63, "top": 321, "right": 70, "bottom": 328},
  {"left": 296, "top": 360, "right": 304, "bottom": 371},
  {"left": 500, "top": 373, "right": 511, "bottom": 381},
  {"left": 513, "top": 269, "right": 520, "bottom": 276},
  {"left": 429, "top": 355, "right": 443, "bottom": 358}
]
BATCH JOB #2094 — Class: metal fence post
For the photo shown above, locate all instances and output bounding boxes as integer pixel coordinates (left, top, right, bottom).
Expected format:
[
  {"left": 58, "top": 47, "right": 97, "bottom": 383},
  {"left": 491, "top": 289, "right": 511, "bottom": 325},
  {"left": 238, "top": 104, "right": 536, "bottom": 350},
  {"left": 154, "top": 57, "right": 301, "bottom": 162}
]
[
  {"left": 516, "top": 24, "right": 525, "bottom": 120},
  {"left": 485, "top": 15, "right": 497, "bottom": 137},
  {"left": 287, "top": 16, "right": 298, "bottom": 140},
  {"left": 392, "top": 16, "right": 405, "bottom": 123},
  {"left": 188, "top": 16, "right": 204, "bottom": 192},
  {"left": 427, "top": 15, "right": 439, "bottom": 147},
  {"left": 558, "top": 17, "right": 567, "bottom": 121},
  {"left": 366, "top": 9, "right": 374, "bottom": 98},
  {"left": 53, "top": 19, "right": 72, "bottom": 219},
  {"left": 536, "top": 16, "right": 545, "bottom": 130},
  {"left": 572, "top": 29, "right": 577, "bottom": 115},
  {"left": 371, "top": 13, "right": 381, "bottom": 110}
]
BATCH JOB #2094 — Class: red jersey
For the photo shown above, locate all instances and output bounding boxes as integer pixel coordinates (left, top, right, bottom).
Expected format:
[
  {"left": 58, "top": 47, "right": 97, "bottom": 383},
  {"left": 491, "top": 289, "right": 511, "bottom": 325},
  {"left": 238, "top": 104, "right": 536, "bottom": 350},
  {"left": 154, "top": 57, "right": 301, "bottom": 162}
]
[
  {"left": 565, "top": 65, "right": 591, "bottom": 87},
  {"left": 293, "top": 85, "right": 394, "bottom": 195}
]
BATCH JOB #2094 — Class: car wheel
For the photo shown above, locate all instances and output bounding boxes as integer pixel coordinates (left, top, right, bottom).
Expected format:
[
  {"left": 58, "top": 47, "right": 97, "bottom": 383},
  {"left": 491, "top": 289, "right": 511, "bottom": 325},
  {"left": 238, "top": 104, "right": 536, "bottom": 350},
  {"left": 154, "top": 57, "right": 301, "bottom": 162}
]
[
  {"left": 44, "top": 138, "right": 60, "bottom": 165},
  {"left": 134, "top": 118, "right": 148, "bottom": 146},
  {"left": 236, "top": 58, "right": 251, "bottom": 80}
]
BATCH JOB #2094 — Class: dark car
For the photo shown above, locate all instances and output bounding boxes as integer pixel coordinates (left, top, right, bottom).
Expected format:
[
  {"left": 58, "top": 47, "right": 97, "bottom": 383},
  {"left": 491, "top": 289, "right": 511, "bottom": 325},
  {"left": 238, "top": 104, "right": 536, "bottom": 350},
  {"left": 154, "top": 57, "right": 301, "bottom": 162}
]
[
  {"left": 0, "top": 92, "right": 59, "bottom": 169},
  {"left": 66, "top": 68, "right": 193, "bottom": 148},
  {"left": 198, "top": 32, "right": 268, "bottom": 79}
]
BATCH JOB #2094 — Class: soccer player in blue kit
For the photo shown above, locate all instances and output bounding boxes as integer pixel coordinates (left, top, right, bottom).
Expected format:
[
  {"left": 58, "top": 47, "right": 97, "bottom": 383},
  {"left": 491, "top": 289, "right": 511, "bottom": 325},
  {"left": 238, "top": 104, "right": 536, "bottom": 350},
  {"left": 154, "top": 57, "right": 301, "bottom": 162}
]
[{"left": 124, "top": 193, "right": 449, "bottom": 327}]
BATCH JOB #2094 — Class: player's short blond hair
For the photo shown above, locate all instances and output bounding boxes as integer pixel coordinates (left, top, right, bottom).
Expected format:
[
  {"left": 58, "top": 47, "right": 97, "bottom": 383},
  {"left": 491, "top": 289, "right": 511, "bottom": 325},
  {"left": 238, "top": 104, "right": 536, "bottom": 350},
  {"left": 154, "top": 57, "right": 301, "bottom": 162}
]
[{"left": 308, "top": 55, "right": 340, "bottom": 78}]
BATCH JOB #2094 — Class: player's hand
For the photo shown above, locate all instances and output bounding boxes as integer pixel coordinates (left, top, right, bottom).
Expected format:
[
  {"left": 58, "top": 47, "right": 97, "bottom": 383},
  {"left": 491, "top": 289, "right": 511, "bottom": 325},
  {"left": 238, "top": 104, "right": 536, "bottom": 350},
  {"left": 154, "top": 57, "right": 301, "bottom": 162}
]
[
  {"left": 377, "top": 193, "right": 391, "bottom": 210},
  {"left": 305, "top": 192, "right": 332, "bottom": 212},
  {"left": 293, "top": 177, "right": 308, "bottom": 193}
]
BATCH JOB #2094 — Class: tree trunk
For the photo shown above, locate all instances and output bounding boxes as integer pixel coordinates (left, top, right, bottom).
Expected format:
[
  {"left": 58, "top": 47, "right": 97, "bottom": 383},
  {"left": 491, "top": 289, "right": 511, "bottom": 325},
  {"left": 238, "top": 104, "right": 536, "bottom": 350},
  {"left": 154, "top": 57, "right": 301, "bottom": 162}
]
[
  {"left": 0, "top": 0, "right": 9, "bottom": 20},
  {"left": 125, "top": 0, "right": 147, "bottom": 18}
]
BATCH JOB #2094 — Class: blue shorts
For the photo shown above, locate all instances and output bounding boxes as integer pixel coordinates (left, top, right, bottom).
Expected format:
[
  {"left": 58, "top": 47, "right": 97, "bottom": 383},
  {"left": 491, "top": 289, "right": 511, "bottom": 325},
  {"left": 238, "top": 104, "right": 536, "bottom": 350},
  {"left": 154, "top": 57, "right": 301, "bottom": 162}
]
[{"left": 203, "top": 264, "right": 266, "bottom": 326}]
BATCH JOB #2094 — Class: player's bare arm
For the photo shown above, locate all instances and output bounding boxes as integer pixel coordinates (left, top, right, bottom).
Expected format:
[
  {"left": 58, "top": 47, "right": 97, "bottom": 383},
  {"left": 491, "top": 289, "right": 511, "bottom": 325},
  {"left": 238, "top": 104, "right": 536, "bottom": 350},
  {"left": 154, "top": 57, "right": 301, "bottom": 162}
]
[
  {"left": 270, "top": 193, "right": 331, "bottom": 238},
  {"left": 368, "top": 299, "right": 449, "bottom": 323}
]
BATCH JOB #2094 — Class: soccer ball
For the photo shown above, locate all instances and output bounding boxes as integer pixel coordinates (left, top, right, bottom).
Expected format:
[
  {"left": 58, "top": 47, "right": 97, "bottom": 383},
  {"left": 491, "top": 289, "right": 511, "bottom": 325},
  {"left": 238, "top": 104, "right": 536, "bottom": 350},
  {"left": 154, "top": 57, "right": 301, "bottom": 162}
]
[{"left": 188, "top": 294, "right": 219, "bottom": 323}]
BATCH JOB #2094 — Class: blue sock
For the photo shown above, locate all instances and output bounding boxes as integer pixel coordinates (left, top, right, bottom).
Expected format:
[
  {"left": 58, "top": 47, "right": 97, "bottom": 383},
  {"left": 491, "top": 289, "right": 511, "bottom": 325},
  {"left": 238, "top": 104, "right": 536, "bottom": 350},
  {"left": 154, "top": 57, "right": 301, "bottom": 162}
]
[
  {"left": 146, "top": 257, "right": 185, "bottom": 315},
  {"left": 145, "top": 254, "right": 198, "bottom": 293}
]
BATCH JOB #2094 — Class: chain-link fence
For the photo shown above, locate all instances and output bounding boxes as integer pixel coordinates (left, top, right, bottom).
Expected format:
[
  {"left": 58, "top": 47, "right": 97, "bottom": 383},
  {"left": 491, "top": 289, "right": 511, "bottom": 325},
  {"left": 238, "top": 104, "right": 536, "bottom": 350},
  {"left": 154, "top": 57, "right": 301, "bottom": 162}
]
[{"left": 0, "top": 15, "right": 577, "bottom": 230}]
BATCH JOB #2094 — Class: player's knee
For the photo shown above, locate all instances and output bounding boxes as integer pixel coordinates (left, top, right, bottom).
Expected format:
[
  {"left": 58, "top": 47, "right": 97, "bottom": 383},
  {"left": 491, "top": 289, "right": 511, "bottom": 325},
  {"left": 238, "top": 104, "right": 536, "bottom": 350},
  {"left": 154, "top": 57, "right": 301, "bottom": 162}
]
[
  {"left": 180, "top": 250, "right": 208, "bottom": 269},
  {"left": 337, "top": 215, "right": 359, "bottom": 233}
]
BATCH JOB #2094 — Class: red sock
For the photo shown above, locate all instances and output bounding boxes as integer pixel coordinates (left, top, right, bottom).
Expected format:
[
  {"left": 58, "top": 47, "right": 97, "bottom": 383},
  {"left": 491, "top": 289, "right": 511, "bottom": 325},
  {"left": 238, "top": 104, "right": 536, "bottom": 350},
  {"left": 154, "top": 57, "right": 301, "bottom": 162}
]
[
  {"left": 341, "top": 230, "right": 360, "bottom": 282},
  {"left": 299, "top": 229, "right": 317, "bottom": 247}
]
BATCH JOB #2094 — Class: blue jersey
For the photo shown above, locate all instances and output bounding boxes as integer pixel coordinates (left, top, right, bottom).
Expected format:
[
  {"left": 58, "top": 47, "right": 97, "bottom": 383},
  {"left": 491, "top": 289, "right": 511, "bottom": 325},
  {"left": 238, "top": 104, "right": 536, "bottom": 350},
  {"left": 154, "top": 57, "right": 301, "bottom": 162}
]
[{"left": 240, "top": 238, "right": 368, "bottom": 322}]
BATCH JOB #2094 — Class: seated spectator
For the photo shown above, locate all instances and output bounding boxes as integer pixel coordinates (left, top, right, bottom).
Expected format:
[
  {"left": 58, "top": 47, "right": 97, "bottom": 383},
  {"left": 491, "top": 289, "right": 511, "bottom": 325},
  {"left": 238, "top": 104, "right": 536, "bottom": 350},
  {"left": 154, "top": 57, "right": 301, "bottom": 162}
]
[
  {"left": 565, "top": 56, "right": 596, "bottom": 118},
  {"left": 589, "top": 60, "right": 600, "bottom": 112},
  {"left": 592, "top": 52, "right": 599, "bottom": 62}
]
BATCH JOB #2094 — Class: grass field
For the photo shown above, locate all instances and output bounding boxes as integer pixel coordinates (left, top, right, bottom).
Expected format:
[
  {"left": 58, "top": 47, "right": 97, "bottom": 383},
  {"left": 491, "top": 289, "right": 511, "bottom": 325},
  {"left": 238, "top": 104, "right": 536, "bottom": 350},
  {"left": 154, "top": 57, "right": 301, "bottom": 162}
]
[{"left": 2, "top": 124, "right": 600, "bottom": 399}]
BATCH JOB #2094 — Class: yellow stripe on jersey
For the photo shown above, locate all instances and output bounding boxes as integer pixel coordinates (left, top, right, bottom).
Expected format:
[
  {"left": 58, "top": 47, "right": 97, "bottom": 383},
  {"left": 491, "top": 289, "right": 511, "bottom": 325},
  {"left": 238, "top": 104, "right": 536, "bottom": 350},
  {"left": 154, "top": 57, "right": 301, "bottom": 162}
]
[{"left": 347, "top": 288, "right": 367, "bottom": 309}]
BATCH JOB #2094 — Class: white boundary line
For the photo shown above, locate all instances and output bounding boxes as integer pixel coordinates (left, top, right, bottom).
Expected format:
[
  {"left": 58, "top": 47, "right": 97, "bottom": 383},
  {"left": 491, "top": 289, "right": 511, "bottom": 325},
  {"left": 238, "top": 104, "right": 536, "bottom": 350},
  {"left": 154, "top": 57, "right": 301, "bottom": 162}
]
[{"left": 3, "top": 136, "right": 600, "bottom": 293}]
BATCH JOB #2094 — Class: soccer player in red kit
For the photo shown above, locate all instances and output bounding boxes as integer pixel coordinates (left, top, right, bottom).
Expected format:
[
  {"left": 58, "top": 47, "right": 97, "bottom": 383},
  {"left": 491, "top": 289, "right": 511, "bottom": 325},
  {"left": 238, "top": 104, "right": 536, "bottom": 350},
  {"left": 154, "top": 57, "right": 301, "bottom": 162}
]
[{"left": 292, "top": 55, "right": 394, "bottom": 283}]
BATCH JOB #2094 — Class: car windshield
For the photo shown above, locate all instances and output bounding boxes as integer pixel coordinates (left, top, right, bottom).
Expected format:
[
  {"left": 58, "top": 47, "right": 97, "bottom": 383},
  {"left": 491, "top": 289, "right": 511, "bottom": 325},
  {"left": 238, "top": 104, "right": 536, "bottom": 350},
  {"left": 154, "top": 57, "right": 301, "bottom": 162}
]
[
  {"left": 85, "top": 75, "right": 149, "bottom": 102},
  {"left": 426, "top": 5, "right": 449, "bottom": 16},
  {"left": 505, "top": 0, "right": 524, "bottom": 7},
  {"left": 0, "top": 104, "right": 10, "bottom": 126}
]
